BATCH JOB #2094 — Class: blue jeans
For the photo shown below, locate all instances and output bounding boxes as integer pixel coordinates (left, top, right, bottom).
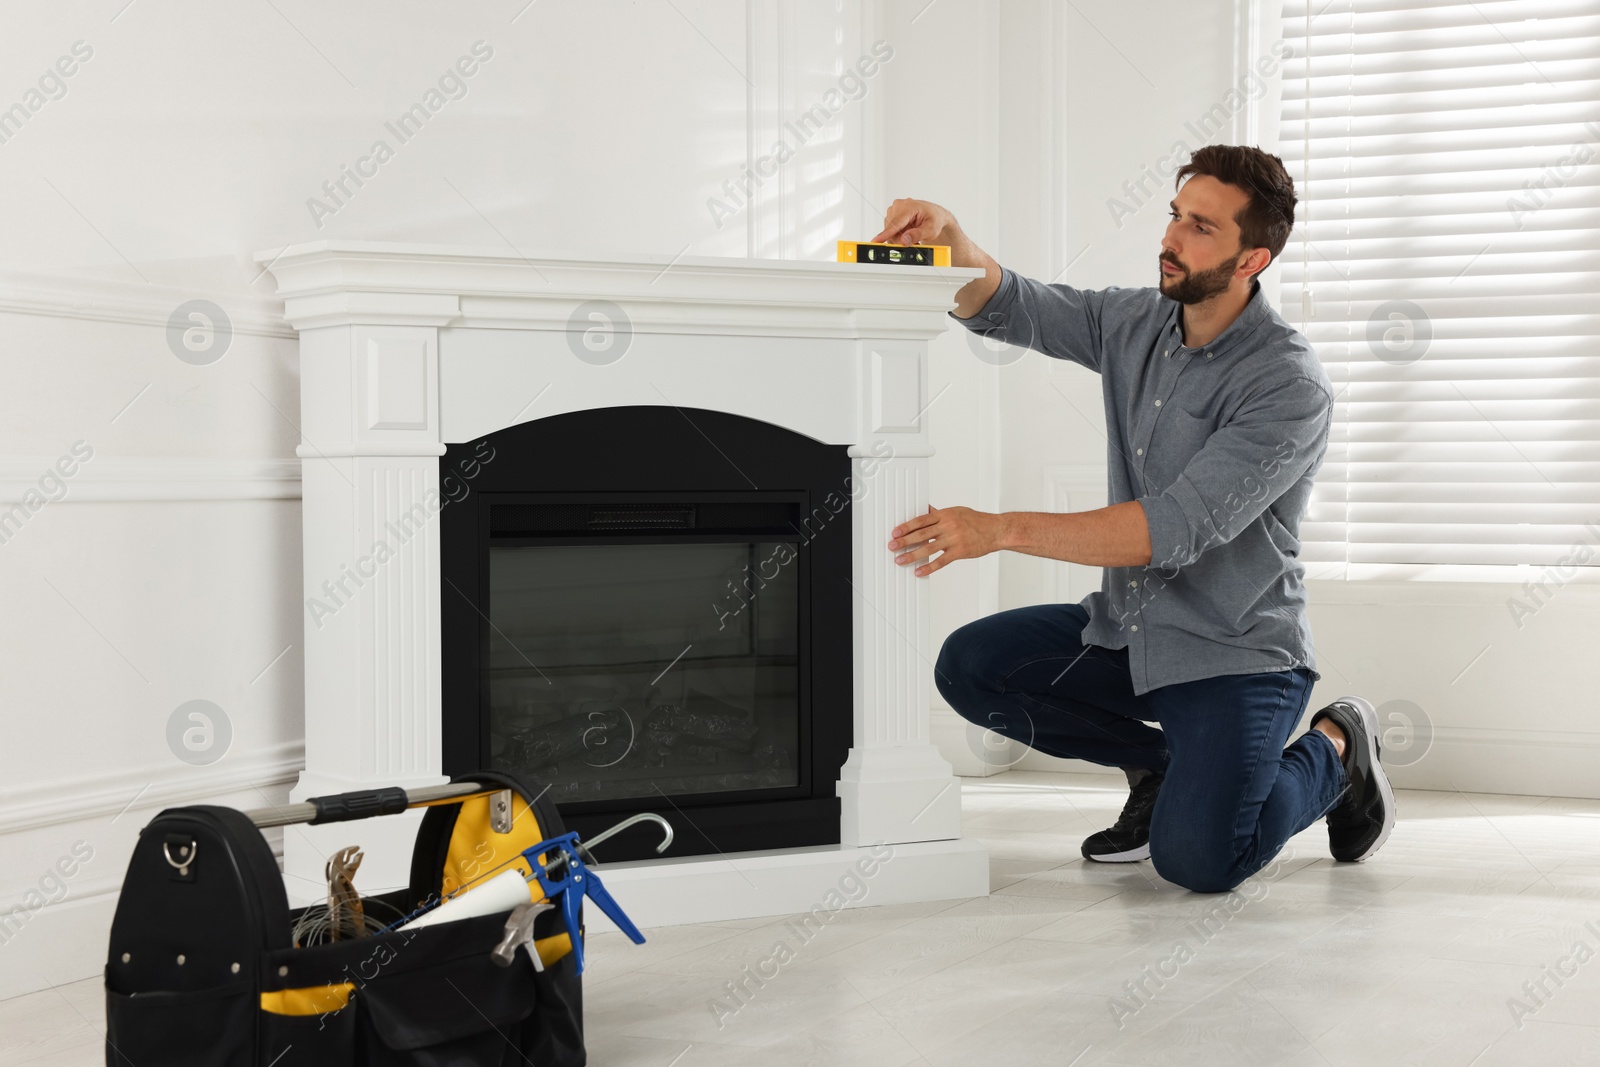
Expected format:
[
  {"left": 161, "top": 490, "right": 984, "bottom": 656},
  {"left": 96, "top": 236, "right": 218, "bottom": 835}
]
[{"left": 935, "top": 603, "right": 1348, "bottom": 893}]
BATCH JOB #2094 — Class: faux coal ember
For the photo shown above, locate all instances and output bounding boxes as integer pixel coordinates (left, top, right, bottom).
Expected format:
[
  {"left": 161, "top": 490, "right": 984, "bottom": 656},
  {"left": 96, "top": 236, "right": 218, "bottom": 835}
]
[
  {"left": 504, "top": 706, "right": 630, "bottom": 776},
  {"left": 637, "top": 688, "right": 760, "bottom": 766}
]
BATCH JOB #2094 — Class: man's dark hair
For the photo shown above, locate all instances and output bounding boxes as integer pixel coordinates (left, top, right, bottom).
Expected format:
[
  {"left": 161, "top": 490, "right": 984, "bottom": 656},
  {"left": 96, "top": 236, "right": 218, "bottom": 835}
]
[{"left": 1174, "top": 145, "right": 1297, "bottom": 266}]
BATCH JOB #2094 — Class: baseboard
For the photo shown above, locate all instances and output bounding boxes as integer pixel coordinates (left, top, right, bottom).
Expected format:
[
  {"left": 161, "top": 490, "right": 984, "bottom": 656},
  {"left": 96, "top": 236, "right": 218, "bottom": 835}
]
[
  {"left": 1012, "top": 751, "right": 1113, "bottom": 775},
  {"left": 1389, "top": 726, "right": 1600, "bottom": 800},
  {"left": 0, "top": 819, "right": 287, "bottom": 1003},
  {"left": 1013, "top": 728, "right": 1600, "bottom": 800},
  {"left": 0, "top": 884, "right": 121, "bottom": 1002},
  {"left": 586, "top": 837, "right": 990, "bottom": 933},
  {"left": 0, "top": 747, "right": 302, "bottom": 1000},
  {"left": 929, "top": 702, "right": 1009, "bottom": 778}
]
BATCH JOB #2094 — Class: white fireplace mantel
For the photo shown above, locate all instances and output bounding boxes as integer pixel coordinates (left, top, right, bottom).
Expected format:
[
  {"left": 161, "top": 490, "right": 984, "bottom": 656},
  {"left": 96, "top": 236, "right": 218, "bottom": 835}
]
[{"left": 257, "top": 240, "right": 990, "bottom": 928}]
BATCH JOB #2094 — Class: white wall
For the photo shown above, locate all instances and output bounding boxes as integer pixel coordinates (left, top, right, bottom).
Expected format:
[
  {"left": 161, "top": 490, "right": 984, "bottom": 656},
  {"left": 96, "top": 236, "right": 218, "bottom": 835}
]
[{"left": 0, "top": 0, "right": 896, "bottom": 1000}]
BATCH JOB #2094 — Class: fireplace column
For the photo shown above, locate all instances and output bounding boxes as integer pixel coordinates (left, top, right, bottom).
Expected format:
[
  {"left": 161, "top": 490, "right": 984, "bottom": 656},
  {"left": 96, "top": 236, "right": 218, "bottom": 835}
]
[
  {"left": 837, "top": 341, "right": 963, "bottom": 847},
  {"left": 286, "top": 312, "right": 457, "bottom": 893}
]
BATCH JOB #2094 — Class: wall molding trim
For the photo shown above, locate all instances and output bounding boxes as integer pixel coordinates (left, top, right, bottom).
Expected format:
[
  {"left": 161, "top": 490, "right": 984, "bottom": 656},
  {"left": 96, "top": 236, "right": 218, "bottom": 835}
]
[
  {"left": 0, "top": 267, "right": 292, "bottom": 338},
  {"left": 1044, "top": 0, "right": 1071, "bottom": 284},
  {"left": 0, "top": 740, "right": 305, "bottom": 837},
  {"left": 744, "top": 0, "right": 795, "bottom": 260},
  {"left": 1042, "top": 464, "right": 1105, "bottom": 495},
  {"left": 0, "top": 457, "right": 302, "bottom": 503},
  {"left": 1043, "top": 464, "right": 1107, "bottom": 606}
]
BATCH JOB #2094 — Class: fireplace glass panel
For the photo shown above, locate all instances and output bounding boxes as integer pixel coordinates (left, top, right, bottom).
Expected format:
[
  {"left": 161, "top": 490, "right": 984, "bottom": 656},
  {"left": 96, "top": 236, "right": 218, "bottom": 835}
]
[{"left": 488, "top": 540, "right": 801, "bottom": 804}]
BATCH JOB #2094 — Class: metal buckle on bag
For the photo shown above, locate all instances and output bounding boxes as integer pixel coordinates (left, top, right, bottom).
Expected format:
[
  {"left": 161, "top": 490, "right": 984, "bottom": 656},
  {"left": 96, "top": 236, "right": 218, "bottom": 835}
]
[
  {"left": 489, "top": 789, "right": 513, "bottom": 834},
  {"left": 163, "top": 836, "right": 197, "bottom": 880}
]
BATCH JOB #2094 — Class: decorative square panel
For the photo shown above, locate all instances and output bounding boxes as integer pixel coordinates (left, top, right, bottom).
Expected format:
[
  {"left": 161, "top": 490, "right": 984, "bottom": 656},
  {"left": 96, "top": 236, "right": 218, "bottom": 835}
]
[
  {"left": 365, "top": 336, "right": 429, "bottom": 431},
  {"left": 871, "top": 349, "right": 922, "bottom": 434}
]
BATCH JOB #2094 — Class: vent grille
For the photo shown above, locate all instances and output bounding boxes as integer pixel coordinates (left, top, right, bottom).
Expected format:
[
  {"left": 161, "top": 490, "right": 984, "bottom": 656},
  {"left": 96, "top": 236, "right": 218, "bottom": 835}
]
[
  {"left": 588, "top": 505, "right": 693, "bottom": 529},
  {"left": 490, "top": 500, "right": 802, "bottom": 536}
]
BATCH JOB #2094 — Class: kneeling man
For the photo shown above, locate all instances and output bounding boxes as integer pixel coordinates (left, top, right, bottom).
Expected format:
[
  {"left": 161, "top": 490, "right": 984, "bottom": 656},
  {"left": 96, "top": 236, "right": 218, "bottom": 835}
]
[{"left": 877, "top": 145, "right": 1394, "bottom": 893}]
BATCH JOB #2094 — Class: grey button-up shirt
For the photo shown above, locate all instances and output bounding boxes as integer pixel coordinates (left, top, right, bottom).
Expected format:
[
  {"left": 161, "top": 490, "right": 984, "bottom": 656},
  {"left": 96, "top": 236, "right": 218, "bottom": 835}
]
[{"left": 951, "top": 265, "right": 1334, "bottom": 696}]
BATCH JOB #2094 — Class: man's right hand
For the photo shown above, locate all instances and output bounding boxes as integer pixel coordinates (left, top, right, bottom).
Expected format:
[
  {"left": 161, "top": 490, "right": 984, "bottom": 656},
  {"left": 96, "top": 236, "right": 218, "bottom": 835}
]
[
  {"left": 872, "top": 198, "right": 959, "bottom": 247},
  {"left": 871, "top": 198, "right": 1003, "bottom": 319}
]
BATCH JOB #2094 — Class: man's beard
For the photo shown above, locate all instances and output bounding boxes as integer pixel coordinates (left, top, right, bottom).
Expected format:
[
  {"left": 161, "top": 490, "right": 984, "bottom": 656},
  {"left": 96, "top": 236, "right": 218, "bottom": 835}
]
[{"left": 1159, "top": 250, "right": 1241, "bottom": 305}]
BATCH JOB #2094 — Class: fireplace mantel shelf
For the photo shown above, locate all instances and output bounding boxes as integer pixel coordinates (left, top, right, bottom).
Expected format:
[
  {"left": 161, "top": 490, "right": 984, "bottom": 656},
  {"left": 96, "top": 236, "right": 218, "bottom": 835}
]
[
  {"left": 258, "top": 240, "right": 990, "bottom": 928},
  {"left": 256, "top": 240, "right": 986, "bottom": 336}
]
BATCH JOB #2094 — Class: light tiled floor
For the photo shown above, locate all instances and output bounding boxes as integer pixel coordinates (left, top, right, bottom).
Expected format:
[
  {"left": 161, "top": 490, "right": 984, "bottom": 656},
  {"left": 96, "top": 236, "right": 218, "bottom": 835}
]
[{"left": 6, "top": 769, "right": 1599, "bottom": 1065}]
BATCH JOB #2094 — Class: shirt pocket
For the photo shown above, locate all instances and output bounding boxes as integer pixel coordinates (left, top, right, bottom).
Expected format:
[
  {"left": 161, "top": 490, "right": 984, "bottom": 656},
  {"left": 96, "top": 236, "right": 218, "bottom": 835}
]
[{"left": 1147, "top": 404, "right": 1216, "bottom": 485}]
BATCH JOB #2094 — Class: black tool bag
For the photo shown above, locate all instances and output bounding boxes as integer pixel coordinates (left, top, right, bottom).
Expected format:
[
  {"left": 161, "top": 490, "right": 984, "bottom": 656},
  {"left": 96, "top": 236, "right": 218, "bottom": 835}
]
[{"left": 103, "top": 770, "right": 585, "bottom": 1066}]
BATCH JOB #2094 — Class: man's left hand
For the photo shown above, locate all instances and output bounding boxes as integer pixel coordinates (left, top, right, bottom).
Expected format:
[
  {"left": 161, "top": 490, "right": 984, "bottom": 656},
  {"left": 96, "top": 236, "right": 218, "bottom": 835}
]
[{"left": 888, "top": 505, "right": 1003, "bottom": 577}]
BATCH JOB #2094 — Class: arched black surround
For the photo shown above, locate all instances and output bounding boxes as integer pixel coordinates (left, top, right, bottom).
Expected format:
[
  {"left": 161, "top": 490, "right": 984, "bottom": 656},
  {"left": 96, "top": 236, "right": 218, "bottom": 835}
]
[{"left": 440, "top": 406, "right": 853, "bottom": 862}]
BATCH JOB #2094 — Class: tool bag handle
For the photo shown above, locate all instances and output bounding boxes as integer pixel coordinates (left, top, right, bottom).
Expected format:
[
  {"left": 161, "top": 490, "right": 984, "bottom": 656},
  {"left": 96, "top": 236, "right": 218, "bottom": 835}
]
[{"left": 242, "top": 781, "right": 489, "bottom": 828}]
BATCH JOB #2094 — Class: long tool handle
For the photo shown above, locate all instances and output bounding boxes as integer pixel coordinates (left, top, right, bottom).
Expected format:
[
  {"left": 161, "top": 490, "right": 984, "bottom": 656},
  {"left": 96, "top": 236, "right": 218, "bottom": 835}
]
[{"left": 243, "top": 781, "right": 487, "bottom": 828}]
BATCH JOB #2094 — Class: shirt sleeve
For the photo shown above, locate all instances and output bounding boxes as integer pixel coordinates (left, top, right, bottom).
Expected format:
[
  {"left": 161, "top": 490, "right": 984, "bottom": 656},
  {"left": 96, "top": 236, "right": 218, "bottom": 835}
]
[
  {"left": 1137, "top": 375, "right": 1332, "bottom": 573},
  {"left": 948, "top": 264, "right": 1107, "bottom": 374}
]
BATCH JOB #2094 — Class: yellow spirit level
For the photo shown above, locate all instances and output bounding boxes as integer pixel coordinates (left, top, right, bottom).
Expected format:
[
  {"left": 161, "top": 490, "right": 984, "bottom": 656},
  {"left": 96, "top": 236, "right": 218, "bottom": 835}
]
[{"left": 836, "top": 241, "right": 951, "bottom": 267}]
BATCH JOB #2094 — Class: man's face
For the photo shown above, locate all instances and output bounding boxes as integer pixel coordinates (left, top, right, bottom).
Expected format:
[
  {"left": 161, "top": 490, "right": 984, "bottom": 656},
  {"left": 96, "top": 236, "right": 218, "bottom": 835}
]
[{"left": 1159, "top": 175, "right": 1257, "bottom": 305}]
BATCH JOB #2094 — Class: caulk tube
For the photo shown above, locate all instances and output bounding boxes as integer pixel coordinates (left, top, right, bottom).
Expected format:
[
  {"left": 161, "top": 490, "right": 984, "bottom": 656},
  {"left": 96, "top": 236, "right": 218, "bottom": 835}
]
[{"left": 402, "top": 868, "right": 531, "bottom": 930}]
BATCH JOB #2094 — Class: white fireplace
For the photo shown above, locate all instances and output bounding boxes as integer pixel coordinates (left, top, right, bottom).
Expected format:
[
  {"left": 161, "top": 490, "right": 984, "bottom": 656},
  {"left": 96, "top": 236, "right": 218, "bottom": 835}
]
[{"left": 257, "top": 240, "right": 990, "bottom": 929}]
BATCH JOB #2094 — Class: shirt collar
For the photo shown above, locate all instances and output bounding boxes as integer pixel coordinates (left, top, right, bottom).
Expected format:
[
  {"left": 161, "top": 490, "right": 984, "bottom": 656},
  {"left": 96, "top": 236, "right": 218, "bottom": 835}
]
[{"left": 1164, "top": 277, "right": 1269, "bottom": 361}]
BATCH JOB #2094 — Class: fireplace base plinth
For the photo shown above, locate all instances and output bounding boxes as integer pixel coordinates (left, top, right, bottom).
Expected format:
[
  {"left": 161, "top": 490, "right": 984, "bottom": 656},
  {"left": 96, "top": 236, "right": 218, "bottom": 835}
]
[
  {"left": 837, "top": 744, "right": 965, "bottom": 847},
  {"left": 581, "top": 837, "right": 990, "bottom": 934}
]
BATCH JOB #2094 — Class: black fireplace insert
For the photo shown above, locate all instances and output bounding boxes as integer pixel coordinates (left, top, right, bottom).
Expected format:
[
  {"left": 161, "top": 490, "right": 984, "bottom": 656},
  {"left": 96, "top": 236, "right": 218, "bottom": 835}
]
[{"left": 440, "top": 406, "right": 853, "bottom": 862}]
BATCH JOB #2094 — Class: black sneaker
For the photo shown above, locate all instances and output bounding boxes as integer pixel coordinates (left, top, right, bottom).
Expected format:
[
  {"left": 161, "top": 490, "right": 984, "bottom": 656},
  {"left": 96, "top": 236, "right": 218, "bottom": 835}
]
[
  {"left": 1081, "top": 766, "right": 1163, "bottom": 863},
  {"left": 1310, "top": 695, "right": 1396, "bottom": 862}
]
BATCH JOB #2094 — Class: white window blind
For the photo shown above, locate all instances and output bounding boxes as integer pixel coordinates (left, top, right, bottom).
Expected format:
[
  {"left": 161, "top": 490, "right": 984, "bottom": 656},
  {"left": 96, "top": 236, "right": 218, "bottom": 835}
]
[{"left": 1278, "top": 0, "right": 1600, "bottom": 582}]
